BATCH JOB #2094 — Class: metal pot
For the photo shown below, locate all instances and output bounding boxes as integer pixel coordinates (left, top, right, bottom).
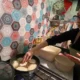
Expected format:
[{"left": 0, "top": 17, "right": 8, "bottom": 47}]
[{"left": 10, "top": 54, "right": 40, "bottom": 79}]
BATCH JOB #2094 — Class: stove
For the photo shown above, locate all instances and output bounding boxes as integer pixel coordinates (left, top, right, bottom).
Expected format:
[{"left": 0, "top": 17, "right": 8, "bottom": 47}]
[{"left": 14, "top": 65, "right": 67, "bottom": 80}]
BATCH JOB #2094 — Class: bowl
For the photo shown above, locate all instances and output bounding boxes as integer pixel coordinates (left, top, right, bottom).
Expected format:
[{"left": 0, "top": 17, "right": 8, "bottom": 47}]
[{"left": 54, "top": 55, "right": 75, "bottom": 72}]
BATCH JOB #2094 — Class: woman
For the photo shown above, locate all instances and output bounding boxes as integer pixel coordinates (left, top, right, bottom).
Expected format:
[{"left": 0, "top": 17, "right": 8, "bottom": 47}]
[{"left": 23, "top": 10, "right": 80, "bottom": 80}]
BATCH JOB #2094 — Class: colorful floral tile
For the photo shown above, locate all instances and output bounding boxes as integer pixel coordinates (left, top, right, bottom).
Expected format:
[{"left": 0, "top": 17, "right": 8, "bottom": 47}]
[
  {"left": 38, "top": 23, "right": 42, "bottom": 29},
  {"left": 11, "top": 31, "right": 20, "bottom": 41},
  {"left": 0, "top": 46, "right": 12, "bottom": 56},
  {"left": 30, "top": 28, "right": 34, "bottom": 35},
  {"left": 11, "top": 21, "right": 20, "bottom": 31},
  {"left": 32, "top": 5, "right": 37, "bottom": 12},
  {"left": 2, "top": 0, "right": 14, "bottom": 14},
  {"left": 20, "top": 8, "right": 27, "bottom": 17},
  {"left": 24, "top": 32, "right": 30, "bottom": 39},
  {"left": 29, "top": 35, "right": 34, "bottom": 42},
  {"left": 12, "top": 10, "right": 22, "bottom": 21},
  {"left": 0, "top": 32, "right": 3, "bottom": 41},
  {"left": 33, "top": 31, "right": 38, "bottom": 38},
  {"left": 27, "top": 5, "right": 33, "bottom": 15},
  {"left": 0, "top": 44, "right": 3, "bottom": 52},
  {"left": 34, "top": 0, "right": 38, "bottom": 5},
  {"left": 25, "top": 23, "right": 31, "bottom": 32},
  {"left": 28, "top": 0, "right": 34, "bottom": 6},
  {"left": 26, "top": 15, "right": 32, "bottom": 23},
  {"left": 41, "top": 2, "right": 44, "bottom": 9},
  {"left": 28, "top": 43, "right": 33, "bottom": 48},
  {"left": 0, "top": 19, "right": 3, "bottom": 30},
  {"left": 10, "top": 41, "right": 18, "bottom": 49},
  {"left": 12, "top": 0, "right": 21, "bottom": 10},
  {"left": 34, "top": 24, "right": 38, "bottom": 32},
  {"left": 1, "top": 25, "right": 13, "bottom": 37},
  {"left": 1, "top": 13, "right": 13, "bottom": 25},
  {"left": 20, "top": 0, "right": 28, "bottom": 8},
  {"left": 32, "top": 12, "right": 36, "bottom": 21},
  {"left": 1, "top": 37, "right": 12, "bottom": 47},
  {"left": 19, "top": 18, "right": 27, "bottom": 27}
]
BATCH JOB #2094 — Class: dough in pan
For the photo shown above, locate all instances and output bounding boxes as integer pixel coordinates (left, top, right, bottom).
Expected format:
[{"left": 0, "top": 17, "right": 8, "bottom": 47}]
[
  {"left": 16, "top": 67, "right": 28, "bottom": 71},
  {"left": 29, "top": 59, "right": 36, "bottom": 64},
  {"left": 17, "top": 58, "right": 23, "bottom": 62},
  {"left": 20, "top": 62, "right": 28, "bottom": 67},
  {"left": 28, "top": 64, "right": 37, "bottom": 71},
  {"left": 12, "top": 60, "right": 19, "bottom": 68}
]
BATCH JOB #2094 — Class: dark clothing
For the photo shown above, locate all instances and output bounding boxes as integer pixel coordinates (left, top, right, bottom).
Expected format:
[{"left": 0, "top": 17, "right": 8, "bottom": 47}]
[
  {"left": 46, "top": 28, "right": 80, "bottom": 80},
  {"left": 73, "top": 64, "right": 80, "bottom": 80},
  {"left": 46, "top": 28, "right": 80, "bottom": 51}
]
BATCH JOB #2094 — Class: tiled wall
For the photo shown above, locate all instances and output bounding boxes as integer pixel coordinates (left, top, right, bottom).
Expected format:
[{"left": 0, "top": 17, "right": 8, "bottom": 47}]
[{"left": 0, "top": 0, "right": 50, "bottom": 61}]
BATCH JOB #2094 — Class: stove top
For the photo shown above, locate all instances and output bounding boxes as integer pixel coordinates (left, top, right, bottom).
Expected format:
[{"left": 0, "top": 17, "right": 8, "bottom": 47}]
[{"left": 14, "top": 65, "right": 67, "bottom": 80}]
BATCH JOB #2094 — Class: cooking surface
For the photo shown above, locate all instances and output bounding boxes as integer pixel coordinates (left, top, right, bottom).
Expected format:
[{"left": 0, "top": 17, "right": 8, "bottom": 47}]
[
  {"left": 14, "top": 65, "right": 67, "bottom": 80},
  {"left": 14, "top": 56, "right": 73, "bottom": 80}
]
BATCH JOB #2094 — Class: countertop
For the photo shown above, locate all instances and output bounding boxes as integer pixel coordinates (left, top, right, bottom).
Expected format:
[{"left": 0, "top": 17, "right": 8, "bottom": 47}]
[{"left": 39, "top": 57, "right": 73, "bottom": 80}]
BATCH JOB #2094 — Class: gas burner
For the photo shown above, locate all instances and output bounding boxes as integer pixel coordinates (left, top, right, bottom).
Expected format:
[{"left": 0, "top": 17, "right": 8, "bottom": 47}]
[{"left": 14, "top": 65, "right": 67, "bottom": 80}]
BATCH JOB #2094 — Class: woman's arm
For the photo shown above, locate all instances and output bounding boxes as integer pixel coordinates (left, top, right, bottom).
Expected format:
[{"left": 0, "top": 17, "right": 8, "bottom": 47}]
[{"left": 22, "top": 41, "right": 48, "bottom": 62}]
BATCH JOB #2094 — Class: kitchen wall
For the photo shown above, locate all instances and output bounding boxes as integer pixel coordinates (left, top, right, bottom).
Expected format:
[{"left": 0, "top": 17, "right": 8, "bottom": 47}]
[{"left": 0, "top": 0, "right": 50, "bottom": 60}]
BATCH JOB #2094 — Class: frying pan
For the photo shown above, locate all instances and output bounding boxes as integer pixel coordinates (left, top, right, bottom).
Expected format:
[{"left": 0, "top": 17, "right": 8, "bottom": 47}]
[{"left": 10, "top": 54, "right": 40, "bottom": 75}]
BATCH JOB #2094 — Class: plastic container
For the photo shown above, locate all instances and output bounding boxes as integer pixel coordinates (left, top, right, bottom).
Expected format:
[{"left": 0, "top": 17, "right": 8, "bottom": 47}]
[
  {"left": 38, "top": 46, "right": 61, "bottom": 62},
  {"left": 55, "top": 55, "right": 75, "bottom": 72}
]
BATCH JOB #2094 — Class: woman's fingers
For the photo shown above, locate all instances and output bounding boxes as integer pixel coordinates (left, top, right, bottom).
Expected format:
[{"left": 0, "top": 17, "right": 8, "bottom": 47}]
[
  {"left": 22, "top": 52, "right": 32, "bottom": 63},
  {"left": 77, "top": 53, "right": 80, "bottom": 57}
]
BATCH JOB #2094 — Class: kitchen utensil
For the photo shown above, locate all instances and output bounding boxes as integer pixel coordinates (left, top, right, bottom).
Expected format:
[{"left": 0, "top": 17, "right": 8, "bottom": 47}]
[
  {"left": 10, "top": 54, "right": 40, "bottom": 75},
  {"left": 38, "top": 46, "right": 61, "bottom": 61}
]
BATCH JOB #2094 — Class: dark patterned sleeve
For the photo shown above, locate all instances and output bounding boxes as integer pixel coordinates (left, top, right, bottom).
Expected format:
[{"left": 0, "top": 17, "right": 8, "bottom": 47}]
[{"left": 46, "top": 29, "right": 76, "bottom": 45}]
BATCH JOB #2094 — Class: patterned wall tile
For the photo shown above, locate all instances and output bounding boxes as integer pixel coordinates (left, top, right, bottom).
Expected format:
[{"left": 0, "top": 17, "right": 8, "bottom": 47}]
[
  {"left": 11, "top": 21, "right": 20, "bottom": 31},
  {"left": 19, "top": 26, "right": 26, "bottom": 36},
  {"left": 25, "top": 23, "right": 31, "bottom": 31},
  {"left": 34, "top": 0, "right": 38, "bottom": 5},
  {"left": 1, "top": 25, "right": 13, "bottom": 37},
  {"left": 10, "top": 41, "right": 18, "bottom": 49},
  {"left": 38, "top": 23, "right": 41, "bottom": 29},
  {"left": 26, "top": 15, "right": 32, "bottom": 23},
  {"left": 0, "top": 19, "right": 3, "bottom": 30},
  {"left": 28, "top": 0, "right": 34, "bottom": 6},
  {"left": 11, "top": 31, "right": 20, "bottom": 41},
  {"left": 12, "top": 0, "right": 21, "bottom": 10},
  {"left": 1, "top": 13, "right": 13, "bottom": 25},
  {"left": 27, "top": 6, "right": 33, "bottom": 15},
  {"left": 24, "top": 32, "right": 30, "bottom": 39},
  {"left": 20, "top": 0, "right": 28, "bottom": 8},
  {"left": 0, "top": 46, "right": 12, "bottom": 57},
  {"left": 32, "top": 5, "right": 37, "bottom": 12},
  {"left": 31, "top": 21, "right": 35, "bottom": 28},
  {"left": 41, "top": 2, "right": 44, "bottom": 9},
  {"left": 29, "top": 35, "right": 34, "bottom": 42},
  {"left": 2, "top": 0, "right": 14, "bottom": 14},
  {"left": 20, "top": 8, "right": 27, "bottom": 17},
  {"left": 34, "top": 24, "right": 38, "bottom": 31},
  {"left": 0, "top": 32, "right": 3, "bottom": 41},
  {"left": 28, "top": 43, "right": 33, "bottom": 48},
  {"left": 33, "top": 31, "right": 38, "bottom": 38},
  {"left": 1, "top": 37, "right": 12, "bottom": 47},
  {"left": 30, "top": 28, "right": 34, "bottom": 35},
  {"left": 19, "top": 18, "right": 27, "bottom": 27},
  {"left": 32, "top": 12, "right": 36, "bottom": 20},
  {"left": 12, "top": 10, "right": 22, "bottom": 21},
  {"left": 0, "top": 44, "right": 3, "bottom": 52},
  {"left": 0, "top": 0, "right": 50, "bottom": 60}
]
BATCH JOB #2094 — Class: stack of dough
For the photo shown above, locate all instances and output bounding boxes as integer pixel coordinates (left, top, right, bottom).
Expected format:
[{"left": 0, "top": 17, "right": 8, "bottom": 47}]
[
  {"left": 12, "top": 60, "right": 19, "bottom": 68},
  {"left": 12, "top": 58, "right": 37, "bottom": 71}
]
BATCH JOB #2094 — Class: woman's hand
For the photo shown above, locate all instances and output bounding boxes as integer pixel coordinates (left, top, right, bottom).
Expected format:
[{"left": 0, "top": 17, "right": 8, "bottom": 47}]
[
  {"left": 65, "top": 53, "right": 80, "bottom": 65},
  {"left": 22, "top": 50, "right": 33, "bottom": 63}
]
